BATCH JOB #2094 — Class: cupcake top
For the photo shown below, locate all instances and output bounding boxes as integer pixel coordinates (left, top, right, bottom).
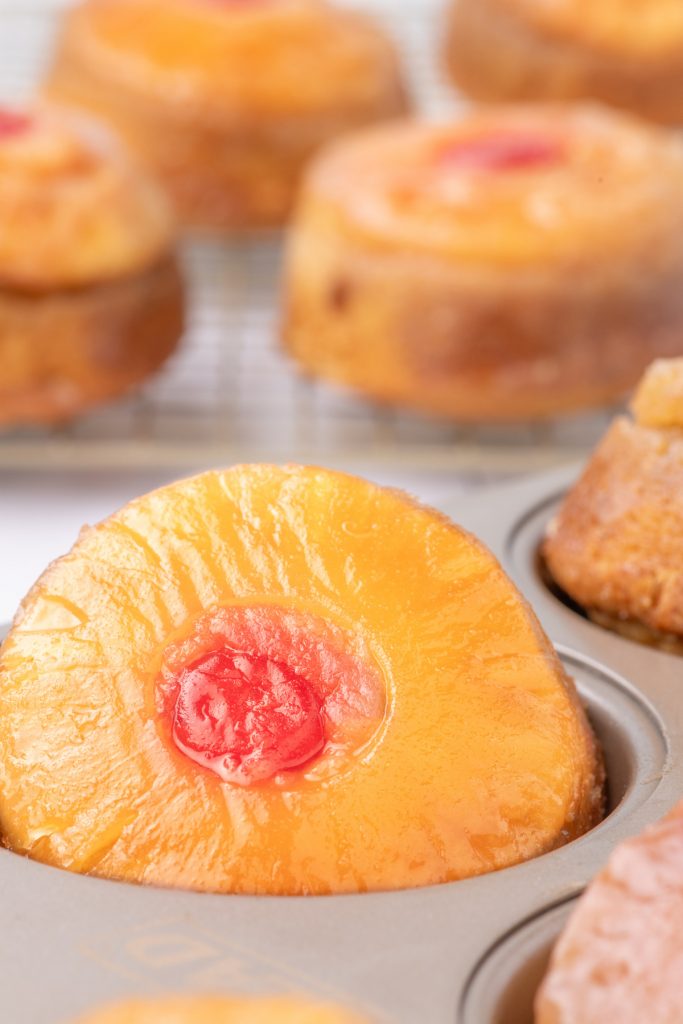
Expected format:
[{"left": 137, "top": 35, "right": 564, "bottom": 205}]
[
  {"left": 0, "top": 465, "right": 602, "bottom": 895},
  {"left": 0, "top": 106, "right": 174, "bottom": 291},
  {"left": 497, "top": 0, "right": 683, "bottom": 61},
  {"left": 57, "top": 0, "right": 404, "bottom": 119},
  {"left": 73, "top": 994, "right": 367, "bottom": 1024},
  {"left": 303, "top": 105, "right": 683, "bottom": 270},
  {"left": 632, "top": 358, "right": 683, "bottom": 429}
]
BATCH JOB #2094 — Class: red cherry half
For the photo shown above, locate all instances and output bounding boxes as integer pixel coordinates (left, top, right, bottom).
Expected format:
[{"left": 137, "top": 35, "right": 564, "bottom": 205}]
[
  {"left": 170, "top": 649, "right": 325, "bottom": 786},
  {"left": 439, "top": 131, "right": 564, "bottom": 172},
  {"left": 0, "top": 109, "right": 33, "bottom": 141}
]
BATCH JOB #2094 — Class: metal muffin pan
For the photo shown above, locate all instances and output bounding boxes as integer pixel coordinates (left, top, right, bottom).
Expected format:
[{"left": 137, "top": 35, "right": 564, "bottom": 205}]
[
  {"left": 1, "top": 463, "right": 682, "bottom": 1024},
  {"left": 455, "top": 464, "right": 683, "bottom": 1024}
]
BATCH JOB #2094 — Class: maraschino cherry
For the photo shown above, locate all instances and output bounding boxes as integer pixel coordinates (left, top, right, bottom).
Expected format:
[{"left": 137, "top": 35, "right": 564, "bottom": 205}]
[
  {"left": 0, "top": 108, "right": 33, "bottom": 141},
  {"left": 439, "top": 131, "right": 564, "bottom": 172},
  {"left": 170, "top": 649, "right": 325, "bottom": 785}
]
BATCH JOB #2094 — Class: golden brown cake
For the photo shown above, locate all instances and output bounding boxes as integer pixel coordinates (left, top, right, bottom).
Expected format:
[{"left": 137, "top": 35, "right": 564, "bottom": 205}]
[
  {"left": 0, "top": 106, "right": 183, "bottom": 427},
  {"left": 544, "top": 358, "right": 683, "bottom": 643},
  {"left": 283, "top": 105, "right": 683, "bottom": 423},
  {"left": 72, "top": 994, "right": 367, "bottom": 1024},
  {"left": 536, "top": 802, "right": 683, "bottom": 1023},
  {"left": 446, "top": 0, "right": 683, "bottom": 125},
  {"left": 44, "top": 0, "right": 408, "bottom": 231},
  {"left": 0, "top": 465, "right": 603, "bottom": 894}
]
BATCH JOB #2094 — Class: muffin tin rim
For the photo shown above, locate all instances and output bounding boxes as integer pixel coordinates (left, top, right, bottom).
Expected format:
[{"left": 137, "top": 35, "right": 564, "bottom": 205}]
[{"left": 457, "top": 897, "right": 577, "bottom": 1024}]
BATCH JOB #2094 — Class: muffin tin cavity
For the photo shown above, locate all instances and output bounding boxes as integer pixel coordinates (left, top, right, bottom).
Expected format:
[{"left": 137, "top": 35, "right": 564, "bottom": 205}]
[
  {"left": 564, "top": 648, "right": 668, "bottom": 827},
  {"left": 459, "top": 901, "right": 574, "bottom": 1024}
]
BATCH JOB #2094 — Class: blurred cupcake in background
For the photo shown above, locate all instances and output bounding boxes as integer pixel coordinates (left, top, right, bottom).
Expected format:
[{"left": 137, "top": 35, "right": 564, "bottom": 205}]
[
  {"left": 44, "top": 0, "right": 409, "bottom": 232},
  {"left": 283, "top": 103, "right": 683, "bottom": 423},
  {"left": 445, "top": 0, "right": 683, "bottom": 125},
  {"left": 0, "top": 105, "right": 183, "bottom": 427}
]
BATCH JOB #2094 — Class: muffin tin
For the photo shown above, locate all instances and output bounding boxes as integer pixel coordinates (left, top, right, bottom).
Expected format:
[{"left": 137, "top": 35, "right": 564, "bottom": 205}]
[{"left": 0, "top": 462, "right": 680, "bottom": 1023}]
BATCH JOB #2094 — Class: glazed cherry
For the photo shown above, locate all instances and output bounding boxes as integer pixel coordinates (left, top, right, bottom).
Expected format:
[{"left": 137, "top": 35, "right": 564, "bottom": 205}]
[
  {"left": 170, "top": 649, "right": 325, "bottom": 785},
  {"left": 0, "top": 109, "right": 32, "bottom": 141},
  {"left": 439, "top": 132, "right": 564, "bottom": 172}
]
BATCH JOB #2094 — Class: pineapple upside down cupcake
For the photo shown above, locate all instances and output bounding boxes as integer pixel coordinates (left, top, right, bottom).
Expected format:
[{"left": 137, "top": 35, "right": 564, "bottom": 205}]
[
  {"left": 0, "top": 106, "right": 183, "bottom": 427},
  {"left": 544, "top": 359, "right": 683, "bottom": 648},
  {"left": 283, "top": 105, "right": 683, "bottom": 423},
  {"left": 72, "top": 994, "right": 367, "bottom": 1024},
  {"left": 44, "top": 0, "right": 408, "bottom": 231},
  {"left": 0, "top": 465, "right": 603, "bottom": 894},
  {"left": 536, "top": 802, "right": 683, "bottom": 1023},
  {"left": 446, "top": 0, "right": 683, "bottom": 126}
]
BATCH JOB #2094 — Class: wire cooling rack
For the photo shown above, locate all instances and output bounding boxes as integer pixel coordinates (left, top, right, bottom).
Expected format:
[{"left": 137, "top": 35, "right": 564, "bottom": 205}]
[{"left": 0, "top": 1, "right": 616, "bottom": 475}]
